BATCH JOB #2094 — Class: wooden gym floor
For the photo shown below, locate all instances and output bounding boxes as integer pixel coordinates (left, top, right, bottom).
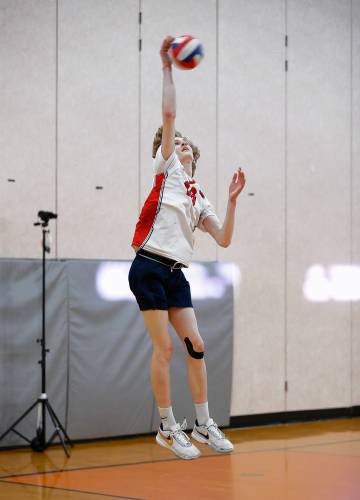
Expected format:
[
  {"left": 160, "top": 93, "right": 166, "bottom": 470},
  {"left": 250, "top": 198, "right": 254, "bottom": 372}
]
[{"left": 0, "top": 418, "right": 360, "bottom": 500}]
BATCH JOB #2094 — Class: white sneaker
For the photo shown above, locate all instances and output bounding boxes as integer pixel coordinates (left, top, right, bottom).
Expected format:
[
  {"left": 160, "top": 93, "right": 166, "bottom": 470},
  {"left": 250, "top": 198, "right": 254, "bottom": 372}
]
[
  {"left": 192, "top": 418, "right": 234, "bottom": 453},
  {"left": 156, "top": 419, "right": 201, "bottom": 460}
]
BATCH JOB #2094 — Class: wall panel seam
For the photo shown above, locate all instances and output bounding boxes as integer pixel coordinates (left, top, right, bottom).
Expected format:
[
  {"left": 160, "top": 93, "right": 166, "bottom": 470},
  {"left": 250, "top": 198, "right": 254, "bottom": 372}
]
[
  {"left": 55, "top": 0, "right": 59, "bottom": 259},
  {"left": 284, "top": 0, "right": 288, "bottom": 412},
  {"left": 350, "top": 0, "right": 353, "bottom": 406},
  {"left": 138, "top": 0, "right": 142, "bottom": 215},
  {"left": 215, "top": 0, "right": 219, "bottom": 262}
]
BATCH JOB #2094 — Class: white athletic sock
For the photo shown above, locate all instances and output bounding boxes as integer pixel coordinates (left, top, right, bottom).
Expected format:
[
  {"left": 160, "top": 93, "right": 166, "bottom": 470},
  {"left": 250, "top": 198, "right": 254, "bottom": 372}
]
[
  {"left": 195, "top": 402, "right": 209, "bottom": 426},
  {"left": 158, "top": 406, "right": 176, "bottom": 430}
]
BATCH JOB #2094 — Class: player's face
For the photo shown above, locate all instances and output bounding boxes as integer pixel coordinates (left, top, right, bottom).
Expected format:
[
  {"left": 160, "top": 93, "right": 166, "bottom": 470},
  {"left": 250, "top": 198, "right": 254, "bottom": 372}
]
[{"left": 174, "top": 137, "right": 194, "bottom": 163}]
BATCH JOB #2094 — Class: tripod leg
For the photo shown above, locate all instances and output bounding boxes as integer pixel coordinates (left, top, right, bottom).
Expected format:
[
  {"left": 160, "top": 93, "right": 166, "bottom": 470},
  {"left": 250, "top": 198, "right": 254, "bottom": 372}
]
[
  {"left": 0, "top": 400, "right": 38, "bottom": 441},
  {"left": 45, "top": 406, "right": 69, "bottom": 457},
  {"left": 49, "top": 427, "right": 70, "bottom": 458},
  {"left": 46, "top": 402, "right": 73, "bottom": 446},
  {"left": 45, "top": 401, "right": 71, "bottom": 457}
]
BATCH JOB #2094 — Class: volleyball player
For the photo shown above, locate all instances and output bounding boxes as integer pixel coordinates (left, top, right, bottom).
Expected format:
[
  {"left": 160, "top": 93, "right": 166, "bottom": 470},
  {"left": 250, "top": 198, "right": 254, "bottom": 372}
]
[{"left": 128, "top": 36, "right": 246, "bottom": 459}]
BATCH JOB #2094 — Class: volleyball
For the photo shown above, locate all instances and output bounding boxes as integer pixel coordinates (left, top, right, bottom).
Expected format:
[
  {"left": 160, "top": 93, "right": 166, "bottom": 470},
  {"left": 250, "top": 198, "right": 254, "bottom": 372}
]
[{"left": 169, "top": 35, "right": 204, "bottom": 70}]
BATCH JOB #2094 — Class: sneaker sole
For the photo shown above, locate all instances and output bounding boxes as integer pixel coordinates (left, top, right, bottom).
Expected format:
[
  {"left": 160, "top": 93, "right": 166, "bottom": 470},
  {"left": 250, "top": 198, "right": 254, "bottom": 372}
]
[
  {"left": 156, "top": 433, "right": 200, "bottom": 460},
  {"left": 191, "top": 428, "right": 234, "bottom": 453}
]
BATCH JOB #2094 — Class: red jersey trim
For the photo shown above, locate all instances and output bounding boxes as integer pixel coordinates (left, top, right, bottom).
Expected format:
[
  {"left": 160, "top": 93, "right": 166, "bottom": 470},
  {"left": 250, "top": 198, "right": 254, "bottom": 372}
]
[{"left": 131, "top": 172, "right": 166, "bottom": 248}]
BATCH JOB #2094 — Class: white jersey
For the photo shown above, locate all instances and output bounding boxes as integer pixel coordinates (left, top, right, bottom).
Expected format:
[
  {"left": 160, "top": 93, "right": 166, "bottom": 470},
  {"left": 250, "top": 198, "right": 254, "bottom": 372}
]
[{"left": 132, "top": 147, "right": 218, "bottom": 266}]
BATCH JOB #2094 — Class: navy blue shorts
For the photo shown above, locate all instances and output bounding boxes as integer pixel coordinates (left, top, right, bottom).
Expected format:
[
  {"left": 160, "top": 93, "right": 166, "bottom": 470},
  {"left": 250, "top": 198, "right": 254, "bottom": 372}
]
[{"left": 128, "top": 254, "right": 193, "bottom": 311}]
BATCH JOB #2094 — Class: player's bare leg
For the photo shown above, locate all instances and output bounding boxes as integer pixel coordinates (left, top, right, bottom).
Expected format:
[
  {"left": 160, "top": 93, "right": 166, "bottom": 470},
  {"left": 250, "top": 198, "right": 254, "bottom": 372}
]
[
  {"left": 143, "top": 309, "right": 200, "bottom": 459},
  {"left": 168, "top": 307, "right": 207, "bottom": 404},
  {"left": 169, "top": 306, "right": 234, "bottom": 453},
  {"left": 142, "top": 310, "right": 172, "bottom": 408}
]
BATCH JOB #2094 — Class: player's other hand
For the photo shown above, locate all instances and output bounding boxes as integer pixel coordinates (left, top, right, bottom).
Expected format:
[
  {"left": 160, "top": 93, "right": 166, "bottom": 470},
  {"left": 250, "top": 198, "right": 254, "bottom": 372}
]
[
  {"left": 160, "top": 36, "right": 175, "bottom": 69},
  {"left": 229, "top": 168, "right": 246, "bottom": 203}
]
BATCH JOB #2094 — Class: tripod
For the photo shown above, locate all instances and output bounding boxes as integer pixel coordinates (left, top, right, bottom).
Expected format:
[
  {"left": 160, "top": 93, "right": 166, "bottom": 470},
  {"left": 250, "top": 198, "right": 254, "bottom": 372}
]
[{"left": 0, "top": 211, "right": 72, "bottom": 456}]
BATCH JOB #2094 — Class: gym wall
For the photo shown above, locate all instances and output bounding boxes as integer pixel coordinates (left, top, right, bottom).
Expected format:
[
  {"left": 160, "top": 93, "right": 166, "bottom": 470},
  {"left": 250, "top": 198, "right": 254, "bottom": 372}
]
[{"left": 0, "top": 0, "right": 359, "bottom": 422}]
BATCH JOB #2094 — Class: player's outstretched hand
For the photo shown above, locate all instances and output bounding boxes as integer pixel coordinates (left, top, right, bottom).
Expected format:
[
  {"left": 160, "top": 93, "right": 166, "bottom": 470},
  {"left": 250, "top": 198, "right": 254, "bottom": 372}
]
[
  {"left": 160, "top": 36, "right": 175, "bottom": 69},
  {"left": 229, "top": 168, "right": 246, "bottom": 203}
]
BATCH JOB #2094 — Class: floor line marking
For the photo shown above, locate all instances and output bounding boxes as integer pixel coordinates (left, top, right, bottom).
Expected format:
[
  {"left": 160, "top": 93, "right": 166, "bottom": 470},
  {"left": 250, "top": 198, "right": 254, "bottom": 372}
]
[
  {"left": 1, "top": 436, "right": 360, "bottom": 480},
  {"left": 0, "top": 479, "right": 144, "bottom": 500}
]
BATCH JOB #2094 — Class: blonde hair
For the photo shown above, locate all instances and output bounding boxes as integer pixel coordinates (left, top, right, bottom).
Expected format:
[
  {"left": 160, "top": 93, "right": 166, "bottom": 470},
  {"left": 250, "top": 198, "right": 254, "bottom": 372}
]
[{"left": 152, "top": 126, "right": 200, "bottom": 177}]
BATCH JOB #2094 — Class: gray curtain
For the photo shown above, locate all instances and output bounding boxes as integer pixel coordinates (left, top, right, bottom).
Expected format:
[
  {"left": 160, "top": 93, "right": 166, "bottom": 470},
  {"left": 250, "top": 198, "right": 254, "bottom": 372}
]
[{"left": 0, "top": 259, "right": 233, "bottom": 447}]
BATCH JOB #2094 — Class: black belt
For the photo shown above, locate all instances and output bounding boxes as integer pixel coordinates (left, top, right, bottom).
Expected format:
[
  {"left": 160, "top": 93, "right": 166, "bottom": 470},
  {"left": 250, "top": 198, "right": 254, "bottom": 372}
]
[{"left": 137, "top": 249, "right": 186, "bottom": 270}]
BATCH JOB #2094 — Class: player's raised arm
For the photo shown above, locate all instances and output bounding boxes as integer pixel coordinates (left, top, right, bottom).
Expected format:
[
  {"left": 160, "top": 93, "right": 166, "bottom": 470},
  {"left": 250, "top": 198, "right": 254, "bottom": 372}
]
[
  {"left": 202, "top": 168, "right": 246, "bottom": 247},
  {"left": 160, "top": 36, "right": 176, "bottom": 160}
]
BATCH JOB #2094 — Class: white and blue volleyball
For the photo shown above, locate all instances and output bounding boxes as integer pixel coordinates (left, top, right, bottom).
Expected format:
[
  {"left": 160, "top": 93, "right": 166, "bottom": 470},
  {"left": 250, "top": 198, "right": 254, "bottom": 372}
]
[{"left": 169, "top": 35, "right": 204, "bottom": 70}]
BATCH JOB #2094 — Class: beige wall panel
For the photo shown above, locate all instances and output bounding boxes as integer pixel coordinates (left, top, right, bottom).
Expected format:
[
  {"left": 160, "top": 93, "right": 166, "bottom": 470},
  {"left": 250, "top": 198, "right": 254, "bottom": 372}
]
[
  {"left": 0, "top": 0, "right": 56, "bottom": 258},
  {"left": 140, "top": 0, "right": 217, "bottom": 261},
  {"left": 57, "top": 0, "right": 139, "bottom": 259},
  {"left": 286, "top": 0, "right": 351, "bottom": 410},
  {"left": 218, "top": 0, "right": 286, "bottom": 415},
  {"left": 352, "top": 0, "right": 360, "bottom": 406}
]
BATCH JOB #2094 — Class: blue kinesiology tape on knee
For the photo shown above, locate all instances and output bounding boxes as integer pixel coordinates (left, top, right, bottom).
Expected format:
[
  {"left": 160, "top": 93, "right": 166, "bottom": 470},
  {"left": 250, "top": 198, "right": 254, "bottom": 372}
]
[{"left": 184, "top": 337, "right": 204, "bottom": 359}]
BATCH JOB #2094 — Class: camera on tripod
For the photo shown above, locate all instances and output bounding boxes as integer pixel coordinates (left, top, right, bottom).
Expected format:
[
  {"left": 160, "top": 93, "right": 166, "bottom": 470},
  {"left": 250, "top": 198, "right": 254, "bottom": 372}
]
[
  {"left": 35, "top": 211, "right": 58, "bottom": 227},
  {"left": 0, "top": 209, "right": 72, "bottom": 456}
]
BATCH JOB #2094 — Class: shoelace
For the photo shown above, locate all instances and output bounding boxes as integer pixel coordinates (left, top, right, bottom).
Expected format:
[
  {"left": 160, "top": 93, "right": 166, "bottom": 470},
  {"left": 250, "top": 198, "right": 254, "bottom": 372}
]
[
  {"left": 206, "top": 419, "right": 225, "bottom": 440},
  {"left": 172, "top": 419, "right": 191, "bottom": 447}
]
